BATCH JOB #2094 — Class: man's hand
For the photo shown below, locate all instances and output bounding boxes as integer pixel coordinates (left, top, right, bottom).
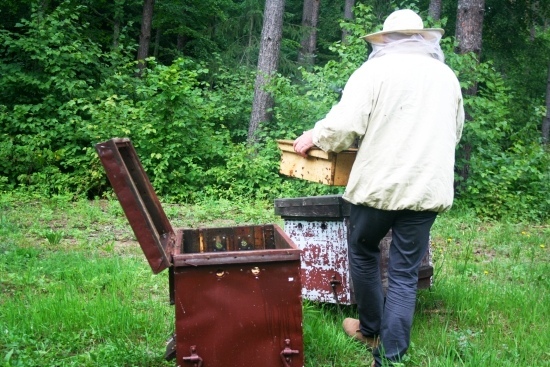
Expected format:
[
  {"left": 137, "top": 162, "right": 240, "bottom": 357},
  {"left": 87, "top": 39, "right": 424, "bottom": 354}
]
[{"left": 293, "top": 130, "right": 315, "bottom": 157}]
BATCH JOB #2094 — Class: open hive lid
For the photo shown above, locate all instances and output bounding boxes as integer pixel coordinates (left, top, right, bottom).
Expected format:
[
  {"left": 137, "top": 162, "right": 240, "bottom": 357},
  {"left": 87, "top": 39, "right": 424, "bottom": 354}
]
[{"left": 95, "top": 138, "right": 174, "bottom": 274}]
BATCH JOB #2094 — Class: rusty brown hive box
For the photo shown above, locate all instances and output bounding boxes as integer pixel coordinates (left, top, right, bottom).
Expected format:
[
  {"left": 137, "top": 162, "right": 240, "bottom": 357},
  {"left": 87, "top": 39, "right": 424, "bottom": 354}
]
[
  {"left": 274, "top": 195, "right": 433, "bottom": 305},
  {"left": 96, "top": 138, "right": 303, "bottom": 367}
]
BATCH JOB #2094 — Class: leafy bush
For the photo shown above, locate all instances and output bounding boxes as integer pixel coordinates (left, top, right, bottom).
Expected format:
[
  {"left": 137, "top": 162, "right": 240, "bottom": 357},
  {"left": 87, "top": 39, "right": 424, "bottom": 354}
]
[
  {"left": 0, "top": 2, "right": 263, "bottom": 201},
  {"left": 85, "top": 58, "right": 231, "bottom": 199},
  {"left": 266, "top": 3, "right": 376, "bottom": 142},
  {"left": 446, "top": 47, "right": 550, "bottom": 221},
  {"left": 0, "top": 1, "right": 131, "bottom": 196},
  {"left": 1, "top": 1, "right": 548, "bottom": 221},
  {"left": 266, "top": 4, "right": 549, "bottom": 222},
  {"left": 0, "top": 0, "right": 348, "bottom": 203}
]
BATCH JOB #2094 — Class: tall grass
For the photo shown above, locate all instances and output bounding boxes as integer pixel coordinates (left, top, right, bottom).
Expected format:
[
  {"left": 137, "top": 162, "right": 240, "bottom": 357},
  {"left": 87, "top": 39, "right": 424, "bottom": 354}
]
[{"left": 0, "top": 192, "right": 548, "bottom": 366}]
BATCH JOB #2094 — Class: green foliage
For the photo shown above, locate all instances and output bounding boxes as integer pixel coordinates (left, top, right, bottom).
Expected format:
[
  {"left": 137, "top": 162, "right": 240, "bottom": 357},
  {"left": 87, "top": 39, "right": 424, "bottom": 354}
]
[
  {"left": 444, "top": 43, "right": 550, "bottom": 222},
  {"left": 267, "top": 4, "right": 377, "bottom": 142},
  {"left": 204, "top": 56, "right": 256, "bottom": 142},
  {"left": 441, "top": 0, "right": 550, "bottom": 221},
  {"left": 463, "top": 138, "right": 550, "bottom": 222},
  {"left": 483, "top": 0, "right": 550, "bottom": 101},
  {"left": 0, "top": 1, "right": 134, "bottom": 197},
  {"left": 0, "top": 2, "right": 258, "bottom": 201},
  {"left": 202, "top": 140, "right": 339, "bottom": 201},
  {"left": 0, "top": 1, "right": 548, "bottom": 221},
  {"left": 0, "top": 1, "right": 335, "bottom": 204},
  {"left": 202, "top": 142, "right": 282, "bottom": 200},
  {"left": 267, "top": 2, "right": 550, "bottom": 222},
  {"left": 87, "top": 57, "right": 234, "bottom": 200}
]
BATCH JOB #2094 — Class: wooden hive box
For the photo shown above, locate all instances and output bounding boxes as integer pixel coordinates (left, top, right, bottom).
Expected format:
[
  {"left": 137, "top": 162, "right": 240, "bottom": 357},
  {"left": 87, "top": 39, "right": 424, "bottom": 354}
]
[
  {"left": 95, "top": 138, "right": 304, "bottom": 367},
  {"left": 277, "top": 139, "right": 357, "bottom": 186},
  {"left": 274, "top": 195, "right": 434, "bottom": 305}
]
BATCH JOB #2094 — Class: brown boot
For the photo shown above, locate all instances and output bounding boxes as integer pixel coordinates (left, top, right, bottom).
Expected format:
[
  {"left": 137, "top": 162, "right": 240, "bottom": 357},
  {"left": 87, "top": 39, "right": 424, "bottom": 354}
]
[{"left": 342, "top": 318, "right": 379, "bottom": 349}]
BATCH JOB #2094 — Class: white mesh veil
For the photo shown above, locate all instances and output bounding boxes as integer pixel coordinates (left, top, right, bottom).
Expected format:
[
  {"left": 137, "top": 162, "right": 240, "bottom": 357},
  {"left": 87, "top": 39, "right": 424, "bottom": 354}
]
[{"left": 367, "top": 31, "right": 445, "bottom": 62}]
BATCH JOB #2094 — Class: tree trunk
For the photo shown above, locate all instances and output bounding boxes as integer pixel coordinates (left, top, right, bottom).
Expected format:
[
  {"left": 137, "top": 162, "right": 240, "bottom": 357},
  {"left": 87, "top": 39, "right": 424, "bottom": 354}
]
[
  {"left": 113, "top": 20, "right": 121, "bottom": 50},
  {"left": 455, "top": 0, "right": 485, "bottom": 57},
  {"left": 342, "top": 0, "right": 356, "bottom": 43},
  {"left": 154, "top": 28, "right": 161, "bottom": 58},
  {"left": 111, "top": 0, "right": 125, "bottom": 51},
  {"left": 39, "top": 0, "right": 50, "bottom": 16},
  {"left": 298, "top": 0, "right": 320, "bottom": 66},
  {"left": 428, "top": 0, "right": 442, "bottom": 21},
  {"left": 543, "top": 62, "right": 550, "bottom": 144},
  {"left": 177, "top": 34, "right": 185, "bottom": 52},
  {"left": 243, "top": 16, "right": 255, "bottom": 66},
  {"left": 455, "top": 0, "right": 485, "bottom": 185},
  {"left": 248, "top": 0, "right": 286, "bottom": 145},
  {"left": 136, "top": 0, "right": 155, "bottom": 75}
]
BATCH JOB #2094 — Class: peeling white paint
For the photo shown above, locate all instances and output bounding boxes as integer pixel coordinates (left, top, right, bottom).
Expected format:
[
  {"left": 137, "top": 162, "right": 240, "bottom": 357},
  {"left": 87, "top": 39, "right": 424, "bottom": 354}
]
[
  {"left": 284, "top": 220, "right": 433, "bottom": 305},
  {"left": 284, "top": 220, "right": 352, "bottom": 304}
]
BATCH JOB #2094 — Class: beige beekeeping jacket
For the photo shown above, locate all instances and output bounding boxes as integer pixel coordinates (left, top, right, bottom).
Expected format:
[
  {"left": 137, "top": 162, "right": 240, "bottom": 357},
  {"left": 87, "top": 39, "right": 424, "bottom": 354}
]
[{"left": 312, "top": 52, "right": 464, "bottom": 212}]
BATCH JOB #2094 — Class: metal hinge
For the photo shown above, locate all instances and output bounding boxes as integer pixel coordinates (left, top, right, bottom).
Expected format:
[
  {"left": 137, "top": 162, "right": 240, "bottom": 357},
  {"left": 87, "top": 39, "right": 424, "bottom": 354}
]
[
  {"left": 165, "top": 333, "right": 176, "bottom": 361},
  {"left": 182, "top": 345, "right": 203, "bottom": 367},
  {"left": 280, "top": 339, "right": 300, "bottom": 367},
  {"left": 330, "top": 274, "right": 344, "bottom": 317}
]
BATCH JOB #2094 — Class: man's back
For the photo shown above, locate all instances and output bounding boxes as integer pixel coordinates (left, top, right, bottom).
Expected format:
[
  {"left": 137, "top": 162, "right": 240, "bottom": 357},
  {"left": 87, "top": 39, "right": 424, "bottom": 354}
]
[
  {"left": 293, "top": 11, "right": 466, "bottom": 367},
  {"left": 342, "top": 52, "right": 463, "bottom": 211}
]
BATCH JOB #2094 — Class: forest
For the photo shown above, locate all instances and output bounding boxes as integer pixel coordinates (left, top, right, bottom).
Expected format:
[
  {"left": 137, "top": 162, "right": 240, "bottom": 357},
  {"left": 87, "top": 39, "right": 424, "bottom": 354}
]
[{"left": 1, "top": 0, "right": 549, "bottom": 222}]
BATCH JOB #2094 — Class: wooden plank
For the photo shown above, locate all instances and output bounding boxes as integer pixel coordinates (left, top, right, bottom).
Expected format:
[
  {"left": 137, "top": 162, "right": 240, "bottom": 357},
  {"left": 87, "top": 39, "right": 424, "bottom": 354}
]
[
  {"left": 202, "top": 227, "right": 234, "bottom": 252},
  {"left": 274, "top": 195, "right": 349, "bottom": 219},
  {"left": 182, "top": 228, "right": 200, "bottom": 254},
  {"left": 280, "top": 150, "right": 335, "bottom": 185},
  {"left": 95, "top": 138, "right": 174, "bottom": 274},
  {"left": 277, "top": 140, "right": 357, "bottom": 186},
  {"left": 263, "top": 225, "right": 276, "bottom": 249},
  {"left": 253, "top": 225, "right": 266, "bottom": 250},
  {"left": 334, "top": 151, "right": 357, "bottom": 186},
  {"left": 274, "top": 204, "right": 342, "bottom": 219},
  {"left": 274, "top": 194, "right": 342, "bottom": 207},
  {"left": 277, "top": 139, "right": 331, "bottom": 159},
  {"left": 172, "top": 248, "right": 301, "bottom": 267},
  {"left": 234, "top": 226, "right": 254, "bottom": 251}
]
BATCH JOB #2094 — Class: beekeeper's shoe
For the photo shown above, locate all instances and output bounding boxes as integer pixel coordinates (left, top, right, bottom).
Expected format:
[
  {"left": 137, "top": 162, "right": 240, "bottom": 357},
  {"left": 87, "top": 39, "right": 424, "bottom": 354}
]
[{"left": 342, "top": 318, "right": 379, "bottom": 349}]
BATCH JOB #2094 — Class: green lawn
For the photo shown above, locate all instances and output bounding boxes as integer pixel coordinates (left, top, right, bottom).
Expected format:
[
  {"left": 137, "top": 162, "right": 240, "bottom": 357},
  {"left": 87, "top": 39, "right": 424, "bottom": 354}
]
[{"left": 1, "top": 193, "right": 548, "bottom": 366}]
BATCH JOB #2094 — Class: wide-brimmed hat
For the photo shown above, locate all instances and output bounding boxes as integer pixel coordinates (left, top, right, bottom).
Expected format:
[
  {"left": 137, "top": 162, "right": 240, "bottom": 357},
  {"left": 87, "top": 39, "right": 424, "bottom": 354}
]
[{"left": 362, "top": 9, "right": 444, "bottom": 43}]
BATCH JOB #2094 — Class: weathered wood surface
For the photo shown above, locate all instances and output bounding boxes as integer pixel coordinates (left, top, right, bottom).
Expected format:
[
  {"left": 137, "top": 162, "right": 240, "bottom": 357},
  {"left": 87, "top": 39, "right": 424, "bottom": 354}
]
[{"left": 277, "top": 139, "right": 357, "bottom": 186}]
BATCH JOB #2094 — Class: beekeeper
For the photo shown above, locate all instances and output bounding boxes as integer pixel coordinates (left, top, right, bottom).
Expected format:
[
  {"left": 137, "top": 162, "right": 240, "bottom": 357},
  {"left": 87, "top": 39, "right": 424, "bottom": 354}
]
[{"left": 293, "top": 9, "right": 464, "bottom": 367}]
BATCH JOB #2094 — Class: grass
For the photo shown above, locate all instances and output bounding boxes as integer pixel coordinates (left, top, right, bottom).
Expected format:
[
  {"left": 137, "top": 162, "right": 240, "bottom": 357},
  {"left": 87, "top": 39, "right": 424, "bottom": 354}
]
[{"left": 0, "top": 192, "right": 548, "bottom": 366}]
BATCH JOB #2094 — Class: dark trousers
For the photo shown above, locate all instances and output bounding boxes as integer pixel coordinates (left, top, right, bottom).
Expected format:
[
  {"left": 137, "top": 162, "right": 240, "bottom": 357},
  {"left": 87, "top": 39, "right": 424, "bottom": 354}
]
[{"left": 348, "top": 204, "right": 437, "bottom": 366}]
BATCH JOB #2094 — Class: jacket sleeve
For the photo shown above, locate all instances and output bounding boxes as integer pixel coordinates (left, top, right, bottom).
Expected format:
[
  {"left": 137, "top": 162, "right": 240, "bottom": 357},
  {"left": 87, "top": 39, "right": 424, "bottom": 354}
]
[{"left": 312, "top": 65, "right": 373, "bottom": 153}]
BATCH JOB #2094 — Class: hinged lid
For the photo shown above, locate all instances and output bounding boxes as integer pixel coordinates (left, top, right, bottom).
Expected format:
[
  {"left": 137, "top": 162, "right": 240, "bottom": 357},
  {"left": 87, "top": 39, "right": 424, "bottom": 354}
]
[
  {"left": 95, "top": 138, "right": 174, "bottom": 274},
  {"left": 274, "top": 194, "right": 351, "bottom": 220}
]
